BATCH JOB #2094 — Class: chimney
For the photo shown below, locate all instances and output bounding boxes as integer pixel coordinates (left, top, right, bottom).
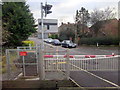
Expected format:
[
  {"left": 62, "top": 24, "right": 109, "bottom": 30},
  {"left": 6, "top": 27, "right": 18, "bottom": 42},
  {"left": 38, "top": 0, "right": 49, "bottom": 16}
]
[
  {"left": 67, "top": 22, "right": 70, "bottom": 24},
  {"left": 61, "top": 22, "right": 64, "bottom": 25}
]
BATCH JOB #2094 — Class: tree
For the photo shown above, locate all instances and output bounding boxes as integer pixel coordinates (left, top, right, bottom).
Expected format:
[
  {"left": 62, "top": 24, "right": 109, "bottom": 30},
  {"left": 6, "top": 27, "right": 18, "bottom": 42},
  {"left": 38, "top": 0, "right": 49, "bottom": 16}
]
[
  {"left": 59, "top": 23, "right": 75, "bottom": 41},
  {"left": 90, "top": 7, "right": 116, "bottom": 25},
  {"left": 90, "top": 7, "right": 116, "bottom": 37},
  {"left": 75, "top": 7, "right": 90, "bottom": 44},
  {"left": 75, "top": 7, "right": 90, "bottom": 36},
  {"left": 2, "top": 2, "right": 36, "bottom": 46}
]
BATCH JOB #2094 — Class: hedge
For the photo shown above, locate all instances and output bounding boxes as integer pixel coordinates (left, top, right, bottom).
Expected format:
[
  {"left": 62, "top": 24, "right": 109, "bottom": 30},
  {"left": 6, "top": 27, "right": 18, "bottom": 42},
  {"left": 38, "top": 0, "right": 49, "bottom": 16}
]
[
  {"left": 48, "top": 34, "right": 58, "bottom": 39},
  {"left": 80, "top": 37, "right": 120, "bottom": 45}
]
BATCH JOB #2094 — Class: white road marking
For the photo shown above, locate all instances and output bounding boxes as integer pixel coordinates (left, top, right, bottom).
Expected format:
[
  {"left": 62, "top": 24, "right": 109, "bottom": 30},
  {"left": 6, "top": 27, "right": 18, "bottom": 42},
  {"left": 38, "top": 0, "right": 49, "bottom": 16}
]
[
  {"left": 25, "top": 77, "right": 39, "bottom": 80},
  {"left": 14, "top": 73, "right": 23, "bottom": 80},
  {"left": 69, "top": 77, "right": 82, "bottom": 87}
]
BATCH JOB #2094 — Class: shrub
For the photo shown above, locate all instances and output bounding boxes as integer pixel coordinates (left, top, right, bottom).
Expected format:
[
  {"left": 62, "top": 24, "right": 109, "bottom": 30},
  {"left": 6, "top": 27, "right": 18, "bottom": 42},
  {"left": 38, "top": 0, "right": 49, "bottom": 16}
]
[
  {"left": 22, "top": 40, "right": 35, "bottom": 46},
  {"left": 1, "top": 56, "right": 6, "bottom": 74},
  {"left": 49, "top": 34, "right": 58, "bottom": 39},
  {"left": 59, "top": 35, "right": 68, "bottom": 41},
  {"left": 80, "top": 37, "right": 120, "bottom": 45}
]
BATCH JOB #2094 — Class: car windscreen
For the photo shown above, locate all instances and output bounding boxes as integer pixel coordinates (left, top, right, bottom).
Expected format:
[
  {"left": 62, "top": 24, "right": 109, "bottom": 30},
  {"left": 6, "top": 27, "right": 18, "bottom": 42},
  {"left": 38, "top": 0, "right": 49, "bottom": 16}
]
[
  {"left": 66, "top": 40, "right": 72, "bottom": 44},
  {"left": 54, "top": 40, "right": 59, "bottom": 42}
]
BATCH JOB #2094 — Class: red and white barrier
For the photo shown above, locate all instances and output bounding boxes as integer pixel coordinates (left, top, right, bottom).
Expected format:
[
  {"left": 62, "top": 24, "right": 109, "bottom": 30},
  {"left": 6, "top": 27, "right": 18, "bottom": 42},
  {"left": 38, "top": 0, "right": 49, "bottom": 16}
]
[
  {"left": 44, "top": 54, "right": 117, "bottom": 58},
  {"left": 44, "top": 54, "right": 119, "bottom": 71}
]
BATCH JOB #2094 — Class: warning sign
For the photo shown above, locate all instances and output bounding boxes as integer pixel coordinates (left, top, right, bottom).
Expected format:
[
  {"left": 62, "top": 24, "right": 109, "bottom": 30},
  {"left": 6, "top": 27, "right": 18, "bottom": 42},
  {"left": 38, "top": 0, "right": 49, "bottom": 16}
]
[{"left": 19, "top": 52, "right": 27, "bottom": 56}]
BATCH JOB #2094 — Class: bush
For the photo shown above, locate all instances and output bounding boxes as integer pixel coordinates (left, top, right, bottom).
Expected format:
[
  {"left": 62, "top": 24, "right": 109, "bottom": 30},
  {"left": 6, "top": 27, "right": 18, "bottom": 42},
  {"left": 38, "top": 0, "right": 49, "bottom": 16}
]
[
  {"left": 22, "top": 40, "right": 35, "bottom": 46},
  {"left": 80, "top": 37, "right": 120, "bottom": 45},
  {"left": 49, "top": 34, "right": 58, "bottom": 39},
  {"left": 1, "top": 56, "right": 6, "bottom": 74},
  {"left": 59, "top": 35, "right": 68, "bottom": 41}
]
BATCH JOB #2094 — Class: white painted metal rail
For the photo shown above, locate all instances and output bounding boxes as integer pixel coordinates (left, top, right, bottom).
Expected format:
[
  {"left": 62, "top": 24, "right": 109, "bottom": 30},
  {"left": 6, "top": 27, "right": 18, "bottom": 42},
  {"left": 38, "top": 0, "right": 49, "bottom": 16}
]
[{"left": 44, "top": 55, "right": 119, "bottom": 71}]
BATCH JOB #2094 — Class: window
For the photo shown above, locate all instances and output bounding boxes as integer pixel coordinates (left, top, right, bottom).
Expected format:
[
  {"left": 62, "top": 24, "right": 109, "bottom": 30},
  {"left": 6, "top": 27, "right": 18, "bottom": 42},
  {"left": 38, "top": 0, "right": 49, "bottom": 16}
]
[{"left": 47, "top": 25, "right": 50, "bottom": 30}]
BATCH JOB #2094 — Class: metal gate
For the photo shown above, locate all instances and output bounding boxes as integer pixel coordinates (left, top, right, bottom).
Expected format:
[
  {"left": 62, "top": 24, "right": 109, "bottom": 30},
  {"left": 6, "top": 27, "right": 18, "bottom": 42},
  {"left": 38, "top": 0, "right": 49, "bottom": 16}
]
[
  {"left": 43, "top": 49, "right": 70, "bottom": 80},
  {"left": 6, "top": 46, "right": 39, "bottom": 80}
]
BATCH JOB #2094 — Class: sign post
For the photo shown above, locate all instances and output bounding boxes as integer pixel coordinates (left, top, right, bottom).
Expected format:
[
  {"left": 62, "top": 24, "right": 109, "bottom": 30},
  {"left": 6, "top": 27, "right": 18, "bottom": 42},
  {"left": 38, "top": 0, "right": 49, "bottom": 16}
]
[
  {"left": 22, "top": 56, "right": 26, "bottom": 76},
  {"left": 19, "top": 52, "right": 27, "bottom": 76}
]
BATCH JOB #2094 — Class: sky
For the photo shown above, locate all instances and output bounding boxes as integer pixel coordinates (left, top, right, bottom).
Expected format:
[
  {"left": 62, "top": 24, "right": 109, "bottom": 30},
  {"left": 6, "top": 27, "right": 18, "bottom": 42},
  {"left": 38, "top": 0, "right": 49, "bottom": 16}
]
[{"left": 26, "top": 0, "right": 119, "bottom": 26}]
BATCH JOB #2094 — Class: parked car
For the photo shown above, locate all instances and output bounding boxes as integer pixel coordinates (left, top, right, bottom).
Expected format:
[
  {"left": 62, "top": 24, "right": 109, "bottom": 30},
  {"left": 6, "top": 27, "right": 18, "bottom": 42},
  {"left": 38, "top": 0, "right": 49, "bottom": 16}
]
[
  {"left": 44, "top": 39, "right": 48, "bottom": 42},
  {"left": 45, "top": 38, "right": 54, "bottom": 43},
  {"left": 61, "top": 40, "right": 77, "bottom": 48},
  {"left": 52, "top": 39, "right": 61, "bottom": 45}
]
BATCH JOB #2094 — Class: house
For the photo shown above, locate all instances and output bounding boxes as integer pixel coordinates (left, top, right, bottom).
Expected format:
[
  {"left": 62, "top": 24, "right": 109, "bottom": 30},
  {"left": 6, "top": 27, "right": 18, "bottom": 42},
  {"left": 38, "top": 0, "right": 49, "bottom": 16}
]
[
  {"left": 89, "top": 19, "right": 118, "bottom": 38},
  {"left": 58, "top": 22, "right": 75, "bottom": 41},
  {"left": 38, "top": 19, "right": 58, "bottom": 39},
  {"left": 58, "top": 22, "right": 91, "bottom": 41}
]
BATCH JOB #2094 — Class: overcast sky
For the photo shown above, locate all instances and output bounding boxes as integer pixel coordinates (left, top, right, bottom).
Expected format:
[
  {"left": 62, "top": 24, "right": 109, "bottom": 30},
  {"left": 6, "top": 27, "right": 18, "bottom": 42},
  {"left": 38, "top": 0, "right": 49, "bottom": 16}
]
[{"left": 26, "top": 0, "right": 119, "bottom": 26}]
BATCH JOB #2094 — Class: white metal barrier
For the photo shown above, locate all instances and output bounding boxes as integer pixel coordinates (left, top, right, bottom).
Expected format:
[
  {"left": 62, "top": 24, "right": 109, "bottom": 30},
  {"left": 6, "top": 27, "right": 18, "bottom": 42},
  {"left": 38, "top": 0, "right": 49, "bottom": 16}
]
[
  {"left": 44, "top": 57, "right": 66, "bottom": 71},
  {"left": 70, "top": 56, "right": 119, "bottom": 71},
  {"left": 43, "top": 49, "right": 70, "bottom": 80},
  {"left": 44, "top": 55, "right": 119, "bottom": 71}
]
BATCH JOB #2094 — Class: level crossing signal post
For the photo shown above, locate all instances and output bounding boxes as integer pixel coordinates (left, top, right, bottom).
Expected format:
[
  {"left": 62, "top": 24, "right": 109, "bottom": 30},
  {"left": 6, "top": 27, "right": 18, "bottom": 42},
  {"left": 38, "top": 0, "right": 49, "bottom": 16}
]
[
  {"left": 39, "top": 2, "right": 52, "bottom": 80},
  {"left": 42, "top": 2, "right": 52, "bottom": 17},
  {"left": 40, "top": 2, "right": 52, "bottom": 50}
]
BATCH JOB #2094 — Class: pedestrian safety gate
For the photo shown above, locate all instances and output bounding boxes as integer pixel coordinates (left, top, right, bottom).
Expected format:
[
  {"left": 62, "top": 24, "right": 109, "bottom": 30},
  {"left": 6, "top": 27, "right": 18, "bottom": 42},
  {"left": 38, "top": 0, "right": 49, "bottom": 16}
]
[{"left": 6, "top": 46, "right": 39, "bottom": 80}]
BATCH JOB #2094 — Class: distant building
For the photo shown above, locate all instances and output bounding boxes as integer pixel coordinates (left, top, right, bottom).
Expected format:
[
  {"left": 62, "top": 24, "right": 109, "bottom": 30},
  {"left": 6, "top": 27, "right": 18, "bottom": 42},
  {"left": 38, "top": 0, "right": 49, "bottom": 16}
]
[
  {"left": 89, "top": 19, "right": 118, "bottom": 37},
  {"left": 38, "top": 19, "right": 58, "bottom": 39},
  {"left": 58, "top": 22, "right": 90, "bottom": 41}
]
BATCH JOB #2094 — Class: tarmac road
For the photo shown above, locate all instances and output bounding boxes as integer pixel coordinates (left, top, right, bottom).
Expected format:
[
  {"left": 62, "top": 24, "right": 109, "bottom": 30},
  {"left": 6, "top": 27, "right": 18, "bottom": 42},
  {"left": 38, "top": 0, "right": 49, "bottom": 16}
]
[
  {"left": 70, "top": 71, "right": 116, "bottom": 87},
  {"left": 29, "top": 37, "right": 118, "bottom": 55}
]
